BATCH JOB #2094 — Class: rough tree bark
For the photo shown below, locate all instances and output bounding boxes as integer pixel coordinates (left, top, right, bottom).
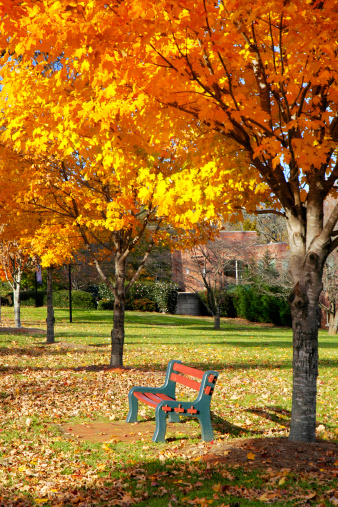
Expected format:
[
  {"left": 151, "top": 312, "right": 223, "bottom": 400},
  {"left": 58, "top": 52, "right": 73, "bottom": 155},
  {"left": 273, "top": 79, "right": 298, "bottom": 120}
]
[
  {"left": 46, "top": 266, "right": 55, "bottom": 344},
  {"left": 286, "top": 206, "right": 330, "bottom": 442}
]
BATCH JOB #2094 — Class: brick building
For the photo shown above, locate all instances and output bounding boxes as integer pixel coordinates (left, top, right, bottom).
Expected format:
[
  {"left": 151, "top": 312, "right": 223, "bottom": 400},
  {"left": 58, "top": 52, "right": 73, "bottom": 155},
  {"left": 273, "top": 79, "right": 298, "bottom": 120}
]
[{"left": 172, "top": 230, "right": 289, "bottom": 292}]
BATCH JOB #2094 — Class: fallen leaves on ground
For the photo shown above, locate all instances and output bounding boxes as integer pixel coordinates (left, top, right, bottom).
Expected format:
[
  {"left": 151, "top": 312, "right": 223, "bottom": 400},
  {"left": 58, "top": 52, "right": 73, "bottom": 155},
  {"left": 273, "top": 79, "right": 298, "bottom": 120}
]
[{"left": 0, "top": 311, "right": 337, "bottom": 506}]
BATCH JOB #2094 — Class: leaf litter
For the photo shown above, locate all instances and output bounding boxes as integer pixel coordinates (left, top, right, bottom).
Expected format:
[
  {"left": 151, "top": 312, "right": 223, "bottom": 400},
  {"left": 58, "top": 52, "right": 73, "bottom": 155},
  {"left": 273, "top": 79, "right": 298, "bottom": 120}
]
[{"left": 0, "top": 310, "right": 337, "bottom": 506}]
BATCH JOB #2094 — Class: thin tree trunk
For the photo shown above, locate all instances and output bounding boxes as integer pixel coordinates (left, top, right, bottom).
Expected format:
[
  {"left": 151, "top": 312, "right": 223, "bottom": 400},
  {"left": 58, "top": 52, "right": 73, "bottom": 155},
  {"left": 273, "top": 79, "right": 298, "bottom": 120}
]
[
  {"left": 46, "top": 267, "right": 55, "bottom": 344},
  {"left": 328, "top": 304, "right": 338, "bottom": 335},
  {"left": 110, "top": 256, "right": 126, "bottom": 367},
  {"left": 13, "top": 280, "right": 21, "bottom": 329},
  {"left": 213, "top": 312, "right": 220, "bottom": 330}
]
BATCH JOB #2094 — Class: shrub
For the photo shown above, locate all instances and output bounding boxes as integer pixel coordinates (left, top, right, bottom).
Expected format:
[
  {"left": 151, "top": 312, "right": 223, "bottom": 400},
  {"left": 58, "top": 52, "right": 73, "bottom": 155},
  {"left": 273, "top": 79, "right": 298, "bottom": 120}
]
[
  {"left": 1, "top": 293, "right": 13, "bottom": 306},
  {"left": 233, "top": 286, "right": 261, "bottom": 322},
  {"left": 126, "top": 282, "right": 154, "bottom": 309},
  {"left": 97, "top": 299, "right": 115, "bottom": 310},
  {"left": 133, "top": 298, "right": 157, "bottom": 312},
  {"left": 233, "top": 285, "right": 291, "bottom": 326},
  {"left": 97, "top": 281, "right": 178, "bottom": 313},
  {"left": 84, "top": 285, "right": 100, "bottom": 300},
  {"left": 47, "top": 290, "right": 97, "bottom": 309},
  {"left": 98, "top": 284, "right": 114, "bottom": 301},
  {"left": 151, "top": 282, "right": 178, "bottom": 313},
  {"left": 20, "top": 290, "right": 46, "bottom": 307},
  {"left": 198, "top": 289, "right": 237, "bottom": 318}
]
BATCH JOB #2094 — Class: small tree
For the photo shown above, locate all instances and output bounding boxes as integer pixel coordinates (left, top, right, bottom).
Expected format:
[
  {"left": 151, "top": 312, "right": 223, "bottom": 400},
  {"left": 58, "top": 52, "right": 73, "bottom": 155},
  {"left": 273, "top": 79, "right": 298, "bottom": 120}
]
[
  {"left": 0, "top": 241, "right": 38, "bottom": 328},
  {"left": 184, "top": 235, "right": 253, "bottom": 329}
]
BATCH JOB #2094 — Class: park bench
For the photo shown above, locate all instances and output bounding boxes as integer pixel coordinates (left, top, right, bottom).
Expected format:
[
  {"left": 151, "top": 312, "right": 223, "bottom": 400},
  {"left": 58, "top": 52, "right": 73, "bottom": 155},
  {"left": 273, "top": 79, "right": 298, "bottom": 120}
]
[{"left": 126, "top": 359, "right": 219, "bottom": 442}]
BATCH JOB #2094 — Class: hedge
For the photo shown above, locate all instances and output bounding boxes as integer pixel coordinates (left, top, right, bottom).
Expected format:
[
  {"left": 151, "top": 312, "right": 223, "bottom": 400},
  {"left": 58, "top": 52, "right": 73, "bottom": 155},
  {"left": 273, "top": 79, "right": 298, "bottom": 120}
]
[
  {"left": 1, "top": 291, "right": 47, "bottom": 307},
  {"left": 21, "top": 290, "right": 47, "bottom": 307},
  {"left": 97, "top": 299, "right": 115, "bottom": 310},
  {"left": 233, "top": 285, "right": 292, "bottom": 326},
  {"left": 47, "top": 290, "right": 97, "bottom": 309},
  {"left": 133, "top": 298, "right": 157, "bottom": 312},
  {"left": 0, "top": 293, "right": 13, "bottom": 306},
  {"left": 198, "top": 290, "right": 237, "bottom": 318}
]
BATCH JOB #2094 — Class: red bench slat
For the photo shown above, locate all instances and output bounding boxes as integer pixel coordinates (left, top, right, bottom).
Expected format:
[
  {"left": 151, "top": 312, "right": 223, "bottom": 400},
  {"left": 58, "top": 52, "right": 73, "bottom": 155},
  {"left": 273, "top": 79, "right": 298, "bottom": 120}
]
[
  {"left": 157, "top": 393, "right": 174, "bottom": 400},
  {"left": 146, "top": 392, "right": 174, "bottom": 403},
  {"left": 170, "top": 372, "right": 201, "bottom": 391},
  {"left": 134, "top": 392, "right": 158, "bottom": 407},
  {"left": 173, "top": 362, "right": 205, "bottom": 380}
]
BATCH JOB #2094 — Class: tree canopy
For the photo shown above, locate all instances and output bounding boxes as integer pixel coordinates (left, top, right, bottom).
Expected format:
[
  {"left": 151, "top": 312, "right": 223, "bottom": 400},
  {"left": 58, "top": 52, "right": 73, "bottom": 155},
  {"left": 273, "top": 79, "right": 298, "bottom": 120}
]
[{"left": 1, "top": 0, "right": 338, "bottom": 442}]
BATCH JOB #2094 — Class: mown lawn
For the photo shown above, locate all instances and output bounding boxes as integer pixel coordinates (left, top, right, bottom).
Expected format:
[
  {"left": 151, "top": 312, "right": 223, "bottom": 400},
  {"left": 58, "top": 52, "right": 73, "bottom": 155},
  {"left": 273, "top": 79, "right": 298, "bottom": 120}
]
[{"left": 0, "top": 307, "right": 337, "bottom": 506}]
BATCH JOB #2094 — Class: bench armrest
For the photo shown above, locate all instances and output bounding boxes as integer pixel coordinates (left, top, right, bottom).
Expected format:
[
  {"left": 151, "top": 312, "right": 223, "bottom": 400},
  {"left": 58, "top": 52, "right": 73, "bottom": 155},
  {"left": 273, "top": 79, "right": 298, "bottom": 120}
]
[{"left": 128, "top": 359, "right": 182, "bottom": 399}]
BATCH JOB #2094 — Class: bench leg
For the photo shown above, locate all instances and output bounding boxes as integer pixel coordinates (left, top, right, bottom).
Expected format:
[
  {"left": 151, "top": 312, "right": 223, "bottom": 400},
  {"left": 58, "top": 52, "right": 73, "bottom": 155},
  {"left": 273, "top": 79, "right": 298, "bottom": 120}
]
[
  {"left": 126, "top": 393, "right": 139, "bottom": 423},
  {"left": 153, "top": 408, "right": 167, "bottom": 442},
  {"left": 168, "top": 412, "right": 180, "bottom": 423},
  {"left": 199, "top": 412, "right": 214, "bottom": 442}
]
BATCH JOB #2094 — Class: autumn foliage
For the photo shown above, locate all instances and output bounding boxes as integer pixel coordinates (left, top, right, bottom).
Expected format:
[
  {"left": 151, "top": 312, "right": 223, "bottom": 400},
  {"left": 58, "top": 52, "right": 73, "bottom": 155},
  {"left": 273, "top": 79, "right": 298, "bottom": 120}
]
[{"left": 1, "top": 0, "right": 338, "bottom": 442}]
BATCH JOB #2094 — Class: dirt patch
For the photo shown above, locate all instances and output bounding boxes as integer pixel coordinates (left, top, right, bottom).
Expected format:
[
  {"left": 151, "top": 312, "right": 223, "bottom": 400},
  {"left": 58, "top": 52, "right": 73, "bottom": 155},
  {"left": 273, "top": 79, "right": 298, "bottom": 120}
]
[
  {"left": 59, "top": 420, "right": 201, "bottom": 443},
  {"left": 0, "top": 326, "right": 45, "bottom": 335},
  {"left": 58, "top": 421, "right": 338, "bottom": 472},
  {"left": 199, "top": 437, "right": 338, "bottom": 472}
]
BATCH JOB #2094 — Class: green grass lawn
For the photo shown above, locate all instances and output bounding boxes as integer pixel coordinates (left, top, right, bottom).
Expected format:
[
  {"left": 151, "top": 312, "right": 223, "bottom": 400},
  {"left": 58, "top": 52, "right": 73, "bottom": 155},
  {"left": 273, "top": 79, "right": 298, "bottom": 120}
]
[{"left": 0, "top": 307, "right": 337, "bottom": 506}]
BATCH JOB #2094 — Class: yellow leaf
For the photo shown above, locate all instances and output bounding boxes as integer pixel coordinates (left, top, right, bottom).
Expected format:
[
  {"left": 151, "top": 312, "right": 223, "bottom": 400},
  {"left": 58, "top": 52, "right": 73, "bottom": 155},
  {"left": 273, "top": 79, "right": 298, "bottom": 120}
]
[
  {"left": 247, "top": 452, "right": 255, "bottom": 460},
  {"left": 49, "top": 1, "right": 62, "bottom": 13},
  {"left": 212, "top": 483, "right": 222, "bottom": 492},
  {"left": 35, "top": 500, "right": 48, "bottom": 505}
]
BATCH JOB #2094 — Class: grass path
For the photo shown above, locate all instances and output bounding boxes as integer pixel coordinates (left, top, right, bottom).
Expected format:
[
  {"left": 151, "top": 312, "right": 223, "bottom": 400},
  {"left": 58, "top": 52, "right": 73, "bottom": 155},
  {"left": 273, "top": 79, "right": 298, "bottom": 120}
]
[{"left": 0, "top": 307, "right": 337, "bottom": 506}]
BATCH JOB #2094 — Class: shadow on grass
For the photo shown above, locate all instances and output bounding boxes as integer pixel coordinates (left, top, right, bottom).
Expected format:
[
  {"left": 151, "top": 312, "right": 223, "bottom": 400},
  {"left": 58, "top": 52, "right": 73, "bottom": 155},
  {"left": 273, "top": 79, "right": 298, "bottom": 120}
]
[
  {"left": 246, "top": 405, "right": 291, "bottom": 427},
  {"left": 3, "top": 442, "right": 338, "bottom": 507},
  {"left": 0, "top": 359, "right": 294, "bottom": 374},
  {"left": 0, "top": 348, "right": 336, "bottom": 373},
  {"left": 211, "top": 412, "right": 263, "bottom": 437},
  {"left": 0, "top": 455, "right": 277, "bottom": 507},
  {"left": 126, "top": 412, "right": 261, "bottom": 440},
  {"left": 126, "top": 338, "right": 294, "bottom": 347},
  {"left": 245, "top": 405, "right": 337, "bottom": 433}
]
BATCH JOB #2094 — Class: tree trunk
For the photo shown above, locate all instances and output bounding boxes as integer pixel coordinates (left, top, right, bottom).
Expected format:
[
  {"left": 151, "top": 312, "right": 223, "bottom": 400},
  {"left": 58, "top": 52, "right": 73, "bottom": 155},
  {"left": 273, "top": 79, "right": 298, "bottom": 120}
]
[
  {"left": 287, "top": 219, "right": 327, "bottom": 442},
  {"left": 289, "top": 286, "right": 319, "bottom": 442},
  {"left": 13, "top": 280, "right": 21, "bottom": 329},
  {"left": 213, "top": 312, "right": 220, "bottom": 330},
  {"left": 46, "top": 267, "right": 55, "bottom": 344},
  {"left": 328, "top": 304, "right": 338, "bottom": 335},
  {"left": 110, "top": 256, "right": 126, "bottom": 367}
]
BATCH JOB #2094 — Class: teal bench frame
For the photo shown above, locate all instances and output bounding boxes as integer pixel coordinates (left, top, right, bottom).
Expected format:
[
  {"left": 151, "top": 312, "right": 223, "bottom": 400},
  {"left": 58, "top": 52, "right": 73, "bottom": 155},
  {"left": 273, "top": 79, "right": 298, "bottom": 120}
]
[{"left": 126, "top": 359, "right": 219, "bottom": 442}]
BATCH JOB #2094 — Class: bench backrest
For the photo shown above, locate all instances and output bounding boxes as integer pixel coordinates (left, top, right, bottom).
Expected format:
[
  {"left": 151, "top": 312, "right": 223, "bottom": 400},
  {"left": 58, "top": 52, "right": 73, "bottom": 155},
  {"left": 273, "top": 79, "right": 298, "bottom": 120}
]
[{"left": 170, "top": 361, "right": 217, "bottom": 396}]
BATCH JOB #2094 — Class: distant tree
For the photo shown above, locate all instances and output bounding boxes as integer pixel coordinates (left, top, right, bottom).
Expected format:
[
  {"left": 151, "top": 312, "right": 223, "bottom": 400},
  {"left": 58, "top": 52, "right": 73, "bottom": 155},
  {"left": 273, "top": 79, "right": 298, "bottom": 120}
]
[
  {"left": 247, "top": 248, "right": 291, "bottom": 301},
  {"left": 254, "top": 214, "right": 288, "bottom": 244},
  {"left": 0, "top": 241, "right": 38, "bottom": 328},
  {"left": 322, "top": 254, "right": 338, "bottom": 335},
  {"left": 184, "top": 235, "right": 253, "bottom": 329}
]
